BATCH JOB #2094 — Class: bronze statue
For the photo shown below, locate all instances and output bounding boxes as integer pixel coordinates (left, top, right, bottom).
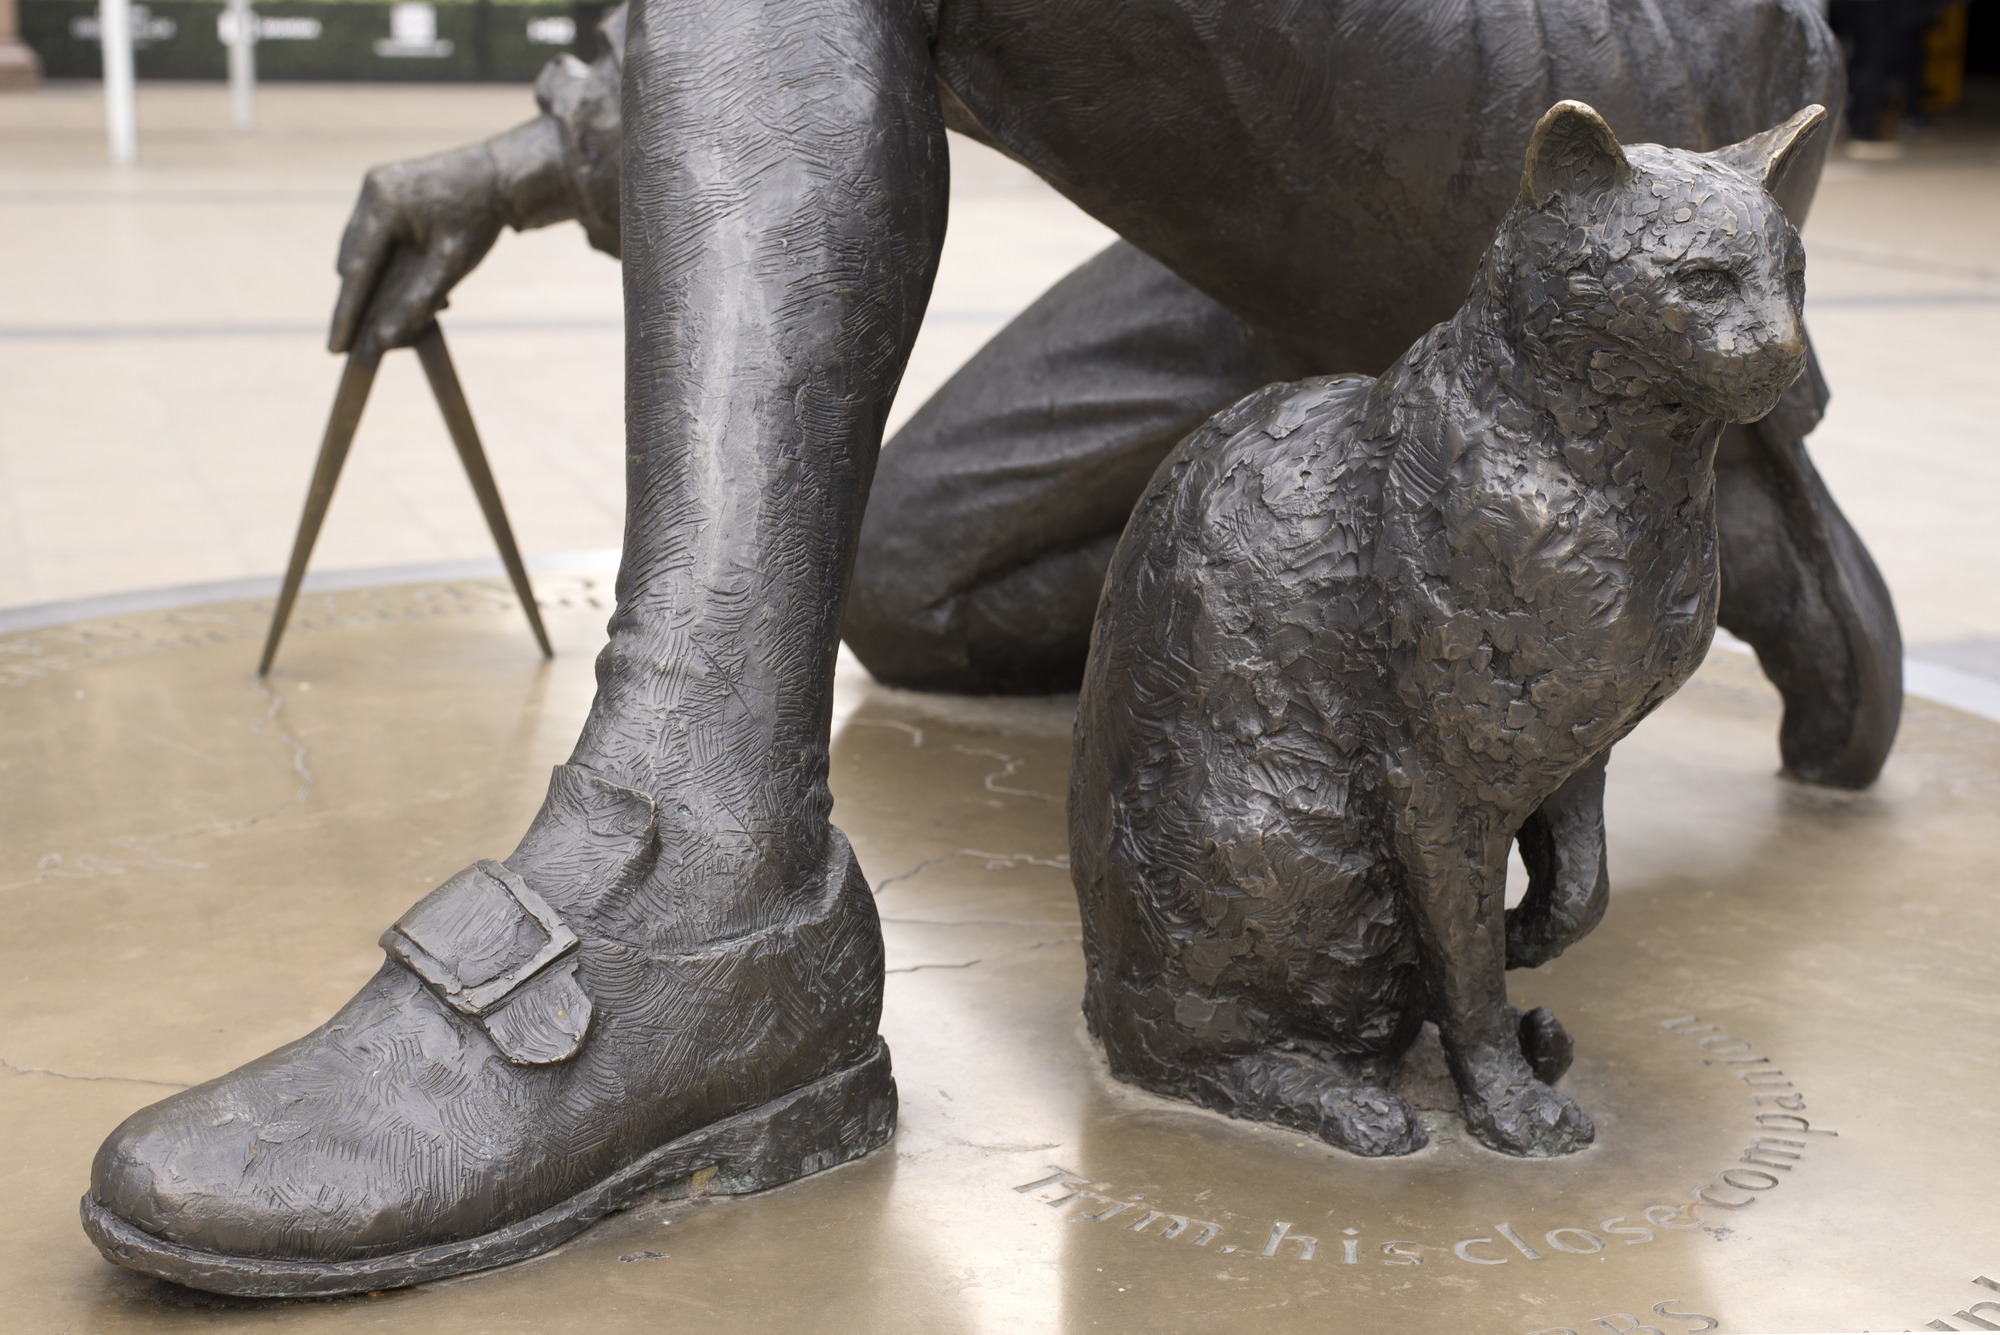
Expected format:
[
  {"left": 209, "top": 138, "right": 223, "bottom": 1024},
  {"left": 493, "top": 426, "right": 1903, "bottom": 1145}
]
[
  {"left": 82, "top": 0, "right": 1889, "bottom": 1296},
  {"left": 323, "top": 0, "right": 1897, "bottom": 788},
  {"left": 1072, "top": 101, "right": 1823, "bottom": 1159}
]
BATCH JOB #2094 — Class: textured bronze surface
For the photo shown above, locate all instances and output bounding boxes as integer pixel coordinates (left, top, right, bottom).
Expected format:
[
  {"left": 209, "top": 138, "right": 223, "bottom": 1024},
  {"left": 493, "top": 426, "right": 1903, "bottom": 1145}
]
[
  {"left": 5, "top": 585, "right": 1999, "bottom": 1330},
  {"left": 327, "top": 0, "right": 1899, "bottom": 788},
  {"left": 80, "top": 0, "right": 1910, "bottom": 1295},
  {"left": 1069, "top": 106, "right": 1819, "bottom": 1161}
]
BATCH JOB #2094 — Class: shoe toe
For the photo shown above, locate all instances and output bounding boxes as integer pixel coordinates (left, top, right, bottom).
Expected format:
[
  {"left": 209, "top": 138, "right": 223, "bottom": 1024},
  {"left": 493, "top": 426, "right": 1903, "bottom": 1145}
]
[
  {"left": 88, "top": 964, "right": 484, "bottom": 1262},
  {"left": 92, "top": 1068, "right": 289, "bottom": 1253}
]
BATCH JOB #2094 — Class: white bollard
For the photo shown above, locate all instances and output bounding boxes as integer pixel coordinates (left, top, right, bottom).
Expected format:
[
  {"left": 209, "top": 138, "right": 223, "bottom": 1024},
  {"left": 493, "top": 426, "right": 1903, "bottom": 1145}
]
[
  {"left": 99, "top": 0, "right": 136, "bottom": 166},
  {"left": 225, "top": 0, "right": 255, "bottom": 132}
]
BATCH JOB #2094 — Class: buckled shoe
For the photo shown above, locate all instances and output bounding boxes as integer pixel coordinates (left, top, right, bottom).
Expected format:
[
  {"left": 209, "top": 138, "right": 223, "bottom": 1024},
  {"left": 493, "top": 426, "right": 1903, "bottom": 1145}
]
[{"left": 81, "top": 764, "right": 894, "bottom": 1296}]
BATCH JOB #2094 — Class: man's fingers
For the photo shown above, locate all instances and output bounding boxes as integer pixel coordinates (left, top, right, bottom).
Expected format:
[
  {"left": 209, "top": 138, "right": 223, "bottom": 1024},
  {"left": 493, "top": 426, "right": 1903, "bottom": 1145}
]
[
  {"left": 363, "top": 241, "right": 470, "bottom": 354},
  {"left": 333, "top": 158, "right": 502, "bottom": 356},
  {"left": 329, "top": 200, "right": 398, "bottom": 354}
]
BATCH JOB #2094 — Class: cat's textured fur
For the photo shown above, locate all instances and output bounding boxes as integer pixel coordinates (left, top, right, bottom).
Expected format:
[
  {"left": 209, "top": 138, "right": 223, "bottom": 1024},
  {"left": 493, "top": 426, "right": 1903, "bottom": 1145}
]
[{"left": 1069, "top": 101, "right": 1826, "bottom": 1158}]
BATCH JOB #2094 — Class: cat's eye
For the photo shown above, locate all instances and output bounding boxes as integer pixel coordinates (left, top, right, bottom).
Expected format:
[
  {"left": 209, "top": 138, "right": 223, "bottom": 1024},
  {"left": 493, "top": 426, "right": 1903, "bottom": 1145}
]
[{"left": 1677, "top": 268, "right": 1738, "bottom": 302}]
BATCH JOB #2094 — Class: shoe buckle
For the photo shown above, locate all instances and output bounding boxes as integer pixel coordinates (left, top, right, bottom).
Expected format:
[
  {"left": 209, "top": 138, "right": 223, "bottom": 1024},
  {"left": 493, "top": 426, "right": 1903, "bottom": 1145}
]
[{"left": 382, "top": 860, "right": 594, "bottom": 1065}]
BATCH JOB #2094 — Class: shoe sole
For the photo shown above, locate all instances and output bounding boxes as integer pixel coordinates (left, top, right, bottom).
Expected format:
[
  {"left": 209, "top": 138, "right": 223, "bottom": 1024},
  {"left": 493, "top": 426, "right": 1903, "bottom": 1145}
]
[{"left": 80, "top": 1037, "right": 896, "bottom": 1298}]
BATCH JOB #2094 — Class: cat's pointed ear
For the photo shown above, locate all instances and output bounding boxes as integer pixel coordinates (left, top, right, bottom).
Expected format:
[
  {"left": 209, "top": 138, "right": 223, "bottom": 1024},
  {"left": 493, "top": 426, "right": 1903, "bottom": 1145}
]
[
  {"left": 1712, "top": 104, "right": 1828, "bottom": 195},
  {"left": 1519, "top": 100, "right": 1632, "bottom": 207}
]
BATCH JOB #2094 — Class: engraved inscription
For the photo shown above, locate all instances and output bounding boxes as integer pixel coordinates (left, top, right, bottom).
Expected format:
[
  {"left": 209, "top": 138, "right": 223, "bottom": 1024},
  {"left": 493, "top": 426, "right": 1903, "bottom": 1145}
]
[
  {"left": 1526, "top": 1301, "right": 1720, "bottom": 1335},
  {"left": 1128, "top": 1209, "right": 1213, "bottom": 1243},
  {"left": 1013, "top": 1169, "right": 1224, "bottom": 1251},
  {"left": 1259, "top": 1221, "right": 1316, "bottom": 1260},
  {"left": 1660, "top": 1016, "right": 1837, "bottom": 1216},
  {"left": 1005, "top": 1016, "right": 1847, "bottom": 1314},
  {"left": 1919, "top": 1274, "right": 2000, "bottom": 1331},
  {"left": 1013, "top": 1166, "right": 1705, "bottom": 1273}
]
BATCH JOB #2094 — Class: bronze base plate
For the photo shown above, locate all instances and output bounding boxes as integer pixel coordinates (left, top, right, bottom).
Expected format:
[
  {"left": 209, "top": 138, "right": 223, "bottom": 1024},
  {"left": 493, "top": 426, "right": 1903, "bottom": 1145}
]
[{"left": 4, "top": 579, "right": 1997, "bottom": 1333}]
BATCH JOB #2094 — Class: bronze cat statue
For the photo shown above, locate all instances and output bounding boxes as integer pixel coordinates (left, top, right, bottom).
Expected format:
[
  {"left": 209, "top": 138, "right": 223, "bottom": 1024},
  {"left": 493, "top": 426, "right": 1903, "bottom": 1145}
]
[{"left": 1069, "top": 101, "right": 1825, "bottom": 1158}]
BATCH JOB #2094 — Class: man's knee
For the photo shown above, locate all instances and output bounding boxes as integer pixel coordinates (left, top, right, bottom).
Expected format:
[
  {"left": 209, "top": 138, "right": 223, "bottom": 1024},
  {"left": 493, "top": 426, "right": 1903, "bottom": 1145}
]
[{"left": 844, "top": 535, "right": 1117, "bottom": 694}]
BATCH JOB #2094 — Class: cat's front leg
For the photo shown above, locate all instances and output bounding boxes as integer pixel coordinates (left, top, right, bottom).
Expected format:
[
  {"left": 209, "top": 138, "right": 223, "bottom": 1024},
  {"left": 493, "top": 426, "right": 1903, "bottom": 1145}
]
[
  {"left": 1505, "top": 750, "right": 1611, "bottom": 969},
  {"left": 1392, "top": 765, "right": 1594, "bottom": 1157}
]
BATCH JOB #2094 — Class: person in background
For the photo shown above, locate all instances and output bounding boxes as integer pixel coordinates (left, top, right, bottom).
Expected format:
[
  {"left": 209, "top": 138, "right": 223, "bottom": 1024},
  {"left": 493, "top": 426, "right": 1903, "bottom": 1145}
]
[{"left": 1832, "top": 0, "right": 1946, "bottom": 145}]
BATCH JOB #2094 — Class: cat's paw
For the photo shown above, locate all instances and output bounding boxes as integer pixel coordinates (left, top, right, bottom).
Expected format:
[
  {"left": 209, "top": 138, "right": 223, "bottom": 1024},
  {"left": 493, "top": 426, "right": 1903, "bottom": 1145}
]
[
  {"left": 1318, "top": 1085, "right": 1428, "bottom": 1157},
  {"left": 1518, "top": 1006, "right": 1575, "bottom": 1085},
  {"left": 1461, "top": 1077, "right": 1594, "bottom": 1157}
]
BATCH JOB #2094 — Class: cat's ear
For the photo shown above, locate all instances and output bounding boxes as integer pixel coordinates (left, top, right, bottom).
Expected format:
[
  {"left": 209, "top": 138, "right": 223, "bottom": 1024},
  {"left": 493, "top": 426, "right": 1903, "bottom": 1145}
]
[
  {"left": 1519, "top": 100, "right": 1632, "bottom": 208},
  {"left": 1711, "top": 104, "right": 1828, "bottom": 195}
]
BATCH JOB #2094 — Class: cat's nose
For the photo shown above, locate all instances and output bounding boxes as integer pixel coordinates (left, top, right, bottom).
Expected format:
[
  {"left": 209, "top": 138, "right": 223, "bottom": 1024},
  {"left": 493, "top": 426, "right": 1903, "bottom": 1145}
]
[{"left": 1764, "top": 310, "right": 1806, "bottom": 367}]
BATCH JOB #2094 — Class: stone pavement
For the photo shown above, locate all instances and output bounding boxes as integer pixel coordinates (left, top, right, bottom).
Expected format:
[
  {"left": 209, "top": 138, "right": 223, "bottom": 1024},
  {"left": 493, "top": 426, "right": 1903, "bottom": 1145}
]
[{"left": 0, "top": 81, "right": 1995, "bottom": 683}]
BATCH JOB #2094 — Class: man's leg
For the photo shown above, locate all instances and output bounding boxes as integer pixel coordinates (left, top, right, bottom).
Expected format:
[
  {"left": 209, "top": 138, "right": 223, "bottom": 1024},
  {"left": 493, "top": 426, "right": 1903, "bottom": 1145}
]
[
  {"left": 844, "top": 238, "right": 1906, "bottom": 801},
  {"left": 571, "top": 0, "right": 947, "bottom": 923},
  {"left": 845, "top": 240, "right": 1309, "bottom": 693},
  {"left": 83, "top": 0, "right": 948, "bottom": 1295}
]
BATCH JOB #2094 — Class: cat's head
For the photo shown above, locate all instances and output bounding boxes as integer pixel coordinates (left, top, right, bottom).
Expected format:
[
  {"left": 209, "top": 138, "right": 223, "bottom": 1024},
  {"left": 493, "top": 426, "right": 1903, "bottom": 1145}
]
[{"left": 1488, "top": 100, "right": 1824, "bottom": 424}]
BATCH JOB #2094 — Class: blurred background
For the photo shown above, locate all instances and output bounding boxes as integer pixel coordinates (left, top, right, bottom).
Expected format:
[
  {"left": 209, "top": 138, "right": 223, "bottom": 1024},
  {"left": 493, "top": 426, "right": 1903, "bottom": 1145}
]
[{"left": 0, "top": 0, "right": 1996, "bottom": 700}]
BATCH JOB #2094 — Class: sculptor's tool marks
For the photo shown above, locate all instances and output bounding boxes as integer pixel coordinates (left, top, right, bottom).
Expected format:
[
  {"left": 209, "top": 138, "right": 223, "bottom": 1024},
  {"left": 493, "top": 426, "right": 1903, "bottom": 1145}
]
[{"left": 258, "top": 324, "right": 553, "bottom": 675}]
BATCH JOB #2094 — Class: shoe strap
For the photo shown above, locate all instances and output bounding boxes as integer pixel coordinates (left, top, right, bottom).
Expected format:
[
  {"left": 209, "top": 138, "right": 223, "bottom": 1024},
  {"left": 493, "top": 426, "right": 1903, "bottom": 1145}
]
[{"left": 381, "top": 860, "right": 594, "bottom": 1065}]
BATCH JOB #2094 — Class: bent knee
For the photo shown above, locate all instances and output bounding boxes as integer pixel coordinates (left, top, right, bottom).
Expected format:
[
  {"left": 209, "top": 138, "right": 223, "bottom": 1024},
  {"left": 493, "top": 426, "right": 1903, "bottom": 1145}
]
[{"left": 843, "top": 536, "right": 1116, "bottom": 695}]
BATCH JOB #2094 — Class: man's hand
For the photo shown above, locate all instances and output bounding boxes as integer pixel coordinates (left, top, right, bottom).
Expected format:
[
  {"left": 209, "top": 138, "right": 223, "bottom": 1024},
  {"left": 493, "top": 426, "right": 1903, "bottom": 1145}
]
[{"left": 328, "top": 142, "right": 507, "bottom": 357}]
